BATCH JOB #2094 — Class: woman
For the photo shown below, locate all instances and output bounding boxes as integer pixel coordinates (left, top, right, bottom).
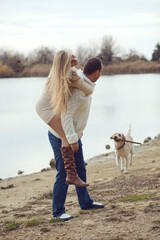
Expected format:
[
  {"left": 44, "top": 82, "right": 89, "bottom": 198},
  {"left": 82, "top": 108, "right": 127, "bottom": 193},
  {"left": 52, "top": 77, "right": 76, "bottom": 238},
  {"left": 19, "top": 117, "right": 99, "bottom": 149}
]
[{"left": 36, "top": 50, "right": 94, "bottom": 187}]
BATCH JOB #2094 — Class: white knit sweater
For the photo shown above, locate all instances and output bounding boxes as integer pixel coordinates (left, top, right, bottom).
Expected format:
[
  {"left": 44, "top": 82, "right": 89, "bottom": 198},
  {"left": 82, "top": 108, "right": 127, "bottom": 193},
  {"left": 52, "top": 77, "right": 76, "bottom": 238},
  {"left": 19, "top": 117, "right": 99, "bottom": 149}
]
[{"left": 49, "top": 72, "right": 94, "bottom": 144}]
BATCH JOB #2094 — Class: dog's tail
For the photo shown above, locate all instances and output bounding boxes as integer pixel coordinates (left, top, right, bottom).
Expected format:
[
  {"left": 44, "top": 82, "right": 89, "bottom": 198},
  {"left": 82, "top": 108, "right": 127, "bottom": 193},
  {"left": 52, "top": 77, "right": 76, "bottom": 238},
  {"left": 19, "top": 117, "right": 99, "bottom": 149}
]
[{"left": 127, "top": 123, "right": 131, "bottom": 135}]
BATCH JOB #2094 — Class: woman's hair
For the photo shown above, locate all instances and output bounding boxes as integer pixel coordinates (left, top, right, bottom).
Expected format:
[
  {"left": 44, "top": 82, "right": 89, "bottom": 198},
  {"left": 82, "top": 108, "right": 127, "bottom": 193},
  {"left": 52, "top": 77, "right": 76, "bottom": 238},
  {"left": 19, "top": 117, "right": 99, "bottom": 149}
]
[{"left": 45, "top": 50, "right": 72, "bottom": 114}]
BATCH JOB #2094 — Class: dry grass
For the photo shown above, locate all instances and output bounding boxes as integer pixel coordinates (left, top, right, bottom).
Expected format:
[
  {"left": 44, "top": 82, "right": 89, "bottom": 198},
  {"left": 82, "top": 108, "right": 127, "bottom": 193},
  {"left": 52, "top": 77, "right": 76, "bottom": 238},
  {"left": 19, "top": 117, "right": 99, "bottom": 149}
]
[
  {"left": 103, "top": 60, "right": 160, "bottom": 74},
  {"left": 22, "top": 64, "right": 51, "bottom": 77},
  {"left": 0, "top": 62, "right": 15, "bottom": 78},
  {"left": 0, "top": 60, "right": 160, "bottom": 78}
]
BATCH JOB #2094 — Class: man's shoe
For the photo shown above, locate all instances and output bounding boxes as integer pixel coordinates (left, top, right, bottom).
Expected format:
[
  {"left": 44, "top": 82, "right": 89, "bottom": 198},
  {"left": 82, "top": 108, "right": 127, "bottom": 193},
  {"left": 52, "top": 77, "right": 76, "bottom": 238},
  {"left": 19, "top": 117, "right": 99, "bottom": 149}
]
[
  {"left": 54, "top": 213, "right": 73, "bottom": 221},
  {"left": 82, "top": 201, "right": 104, "bottom": 210}
]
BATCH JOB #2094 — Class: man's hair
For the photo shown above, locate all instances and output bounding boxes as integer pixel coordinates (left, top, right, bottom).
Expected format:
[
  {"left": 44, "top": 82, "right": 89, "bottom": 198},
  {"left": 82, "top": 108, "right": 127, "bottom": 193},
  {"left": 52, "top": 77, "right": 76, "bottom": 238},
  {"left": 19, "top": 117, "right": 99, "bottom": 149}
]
[{"left": 83, "top": 57, "right": 102, "bottom": 75}]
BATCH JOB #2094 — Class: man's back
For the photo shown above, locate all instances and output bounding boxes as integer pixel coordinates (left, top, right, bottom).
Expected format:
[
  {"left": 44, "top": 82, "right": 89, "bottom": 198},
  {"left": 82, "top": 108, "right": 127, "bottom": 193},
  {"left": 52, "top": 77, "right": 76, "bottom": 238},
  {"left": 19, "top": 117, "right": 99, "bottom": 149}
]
[{"left": 49, "top": 88, "right": 91, "bottom": 144}]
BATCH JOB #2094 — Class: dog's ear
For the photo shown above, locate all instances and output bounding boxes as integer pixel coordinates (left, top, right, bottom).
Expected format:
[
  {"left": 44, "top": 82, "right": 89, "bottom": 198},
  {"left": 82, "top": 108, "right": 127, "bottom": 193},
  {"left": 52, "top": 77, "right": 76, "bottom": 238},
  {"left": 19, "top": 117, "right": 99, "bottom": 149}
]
[
  {"left": 122, "top": 134, "right": 125, "bottom": 141},
  {"left": 110, "top": 135, "right": 114, "bottom": 139}
]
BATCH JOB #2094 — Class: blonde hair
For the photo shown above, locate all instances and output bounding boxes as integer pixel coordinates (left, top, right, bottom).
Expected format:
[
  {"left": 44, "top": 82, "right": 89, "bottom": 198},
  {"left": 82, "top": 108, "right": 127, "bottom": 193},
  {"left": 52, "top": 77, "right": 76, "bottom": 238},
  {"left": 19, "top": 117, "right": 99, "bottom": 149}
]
[{"left": 45, "top": 50, "right": 72, "bottom": 114}]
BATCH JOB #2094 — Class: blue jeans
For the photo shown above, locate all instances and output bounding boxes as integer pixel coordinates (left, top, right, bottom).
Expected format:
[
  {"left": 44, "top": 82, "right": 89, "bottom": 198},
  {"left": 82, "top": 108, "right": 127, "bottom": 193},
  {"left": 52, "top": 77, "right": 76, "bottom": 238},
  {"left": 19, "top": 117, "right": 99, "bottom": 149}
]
[{"left": 48, "top": 131, "right": 93, "bottom": 217}]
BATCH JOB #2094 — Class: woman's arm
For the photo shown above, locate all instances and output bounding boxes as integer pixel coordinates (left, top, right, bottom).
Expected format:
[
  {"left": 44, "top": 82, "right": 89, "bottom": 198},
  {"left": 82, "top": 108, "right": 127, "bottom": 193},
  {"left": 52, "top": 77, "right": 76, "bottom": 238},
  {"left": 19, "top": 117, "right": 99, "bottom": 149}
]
[{"left": 69, "top": 67, "right": 95, "bottom": 95}]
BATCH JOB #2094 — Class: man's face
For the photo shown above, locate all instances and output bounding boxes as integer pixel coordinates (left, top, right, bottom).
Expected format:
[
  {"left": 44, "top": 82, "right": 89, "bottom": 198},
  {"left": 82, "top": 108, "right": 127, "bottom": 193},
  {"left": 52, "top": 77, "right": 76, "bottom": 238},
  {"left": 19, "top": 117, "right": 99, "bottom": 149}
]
[{"left": 93, "top": 64, "right": 103, "bottom": 82}]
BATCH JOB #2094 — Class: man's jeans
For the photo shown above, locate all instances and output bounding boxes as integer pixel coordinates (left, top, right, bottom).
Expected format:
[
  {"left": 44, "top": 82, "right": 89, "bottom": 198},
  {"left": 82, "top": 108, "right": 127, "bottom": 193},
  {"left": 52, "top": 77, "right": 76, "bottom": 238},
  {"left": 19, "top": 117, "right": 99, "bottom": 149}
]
[{"left": 48, "top": 131, "right": 93, "bottom": 217}]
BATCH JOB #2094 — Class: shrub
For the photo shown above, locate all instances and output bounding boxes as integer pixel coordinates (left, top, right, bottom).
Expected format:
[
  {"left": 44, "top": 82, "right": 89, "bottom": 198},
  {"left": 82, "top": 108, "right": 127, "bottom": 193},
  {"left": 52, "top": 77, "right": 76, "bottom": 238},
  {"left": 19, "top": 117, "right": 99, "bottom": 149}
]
[{"left": 0, "top": 62, "right": 15, "bottom": 77}]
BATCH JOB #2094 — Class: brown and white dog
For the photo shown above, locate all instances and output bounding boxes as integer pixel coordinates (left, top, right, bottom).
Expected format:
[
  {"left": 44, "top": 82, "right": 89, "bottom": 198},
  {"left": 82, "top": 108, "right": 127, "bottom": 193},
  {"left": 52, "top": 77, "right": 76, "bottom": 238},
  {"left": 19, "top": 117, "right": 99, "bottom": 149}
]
[{"left": 110, "top": 125, "right": 134, "bottom": 173}]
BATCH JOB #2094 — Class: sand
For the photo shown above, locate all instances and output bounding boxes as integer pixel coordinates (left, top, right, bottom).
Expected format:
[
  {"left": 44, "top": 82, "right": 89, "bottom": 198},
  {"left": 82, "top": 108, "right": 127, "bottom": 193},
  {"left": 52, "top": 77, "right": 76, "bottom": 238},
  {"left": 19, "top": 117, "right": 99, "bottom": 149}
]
[{"left": 0, "top": 135, "right": 160, "bottom": 240}]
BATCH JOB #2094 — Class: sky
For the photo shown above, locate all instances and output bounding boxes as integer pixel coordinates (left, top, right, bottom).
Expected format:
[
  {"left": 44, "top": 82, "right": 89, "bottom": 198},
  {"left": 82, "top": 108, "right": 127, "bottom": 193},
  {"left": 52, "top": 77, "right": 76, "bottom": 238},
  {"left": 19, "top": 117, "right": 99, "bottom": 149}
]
[{"left": 0, "top": 0, "right": 160, "bottom": 59}]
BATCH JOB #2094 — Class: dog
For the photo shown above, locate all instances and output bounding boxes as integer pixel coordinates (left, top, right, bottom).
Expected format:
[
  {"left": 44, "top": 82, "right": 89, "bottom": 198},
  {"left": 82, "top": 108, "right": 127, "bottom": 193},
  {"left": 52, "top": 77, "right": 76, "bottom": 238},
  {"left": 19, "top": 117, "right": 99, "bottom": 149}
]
[{"left": 110, "top": 125, "right": 134, "bottom": 173}]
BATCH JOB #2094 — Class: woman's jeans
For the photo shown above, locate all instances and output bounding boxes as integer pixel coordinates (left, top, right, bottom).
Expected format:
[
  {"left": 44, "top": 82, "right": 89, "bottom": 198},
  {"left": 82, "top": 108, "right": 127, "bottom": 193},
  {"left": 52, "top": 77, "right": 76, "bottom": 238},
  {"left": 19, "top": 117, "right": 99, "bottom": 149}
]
[{"left": 48, "top": 131, "right": 93, "bottom": 217}]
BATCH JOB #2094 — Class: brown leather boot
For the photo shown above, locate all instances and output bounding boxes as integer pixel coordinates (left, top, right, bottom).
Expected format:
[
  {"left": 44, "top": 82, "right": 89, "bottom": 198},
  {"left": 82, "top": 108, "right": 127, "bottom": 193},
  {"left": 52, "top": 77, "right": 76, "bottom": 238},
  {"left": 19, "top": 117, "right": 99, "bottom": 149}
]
[{"left": 61, "top": 146, "right": 89, "bottom": 187}]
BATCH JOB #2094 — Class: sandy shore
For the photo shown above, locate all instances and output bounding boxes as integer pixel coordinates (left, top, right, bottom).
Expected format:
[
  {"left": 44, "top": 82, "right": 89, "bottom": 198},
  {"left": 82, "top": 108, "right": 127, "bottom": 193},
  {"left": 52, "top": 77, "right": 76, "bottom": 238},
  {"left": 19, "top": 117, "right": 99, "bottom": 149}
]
[{"left": 0, "top": 135, "right": 160, "bottom": 240}]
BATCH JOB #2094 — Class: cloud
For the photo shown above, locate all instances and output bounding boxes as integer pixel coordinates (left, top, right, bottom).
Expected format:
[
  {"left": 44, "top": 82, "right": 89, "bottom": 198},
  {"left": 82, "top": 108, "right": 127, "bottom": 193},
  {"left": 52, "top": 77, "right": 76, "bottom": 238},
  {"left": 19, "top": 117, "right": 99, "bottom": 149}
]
[{"left": 0, "top": 0, "right": 160, "bottom": 58}]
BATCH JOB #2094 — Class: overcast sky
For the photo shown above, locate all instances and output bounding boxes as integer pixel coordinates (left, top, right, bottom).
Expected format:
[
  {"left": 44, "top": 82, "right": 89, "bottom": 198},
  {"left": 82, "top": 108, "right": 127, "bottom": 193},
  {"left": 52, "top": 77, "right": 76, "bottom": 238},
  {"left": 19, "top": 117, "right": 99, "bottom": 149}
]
[{"left": 0, "top": 0, "right": 160, "bottom": 59}]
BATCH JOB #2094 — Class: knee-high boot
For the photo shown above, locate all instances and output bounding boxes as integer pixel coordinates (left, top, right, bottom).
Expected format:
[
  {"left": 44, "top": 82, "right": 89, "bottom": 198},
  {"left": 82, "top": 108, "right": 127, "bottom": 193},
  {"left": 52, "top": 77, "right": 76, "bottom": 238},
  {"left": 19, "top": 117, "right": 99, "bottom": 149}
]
[{"left": 61, "top": 146, "right": 89, "bottom": 187}]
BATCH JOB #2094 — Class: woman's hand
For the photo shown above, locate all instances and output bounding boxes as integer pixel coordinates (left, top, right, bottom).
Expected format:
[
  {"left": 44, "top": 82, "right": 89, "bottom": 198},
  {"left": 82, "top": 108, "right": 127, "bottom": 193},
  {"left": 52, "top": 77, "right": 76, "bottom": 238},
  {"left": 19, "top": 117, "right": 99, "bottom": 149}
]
[
  {"left": 71, "top": 142, "right": 79, "bottom": 152},
  {"left": 71, "top": 55, "right": 78, "bottom": 66}
]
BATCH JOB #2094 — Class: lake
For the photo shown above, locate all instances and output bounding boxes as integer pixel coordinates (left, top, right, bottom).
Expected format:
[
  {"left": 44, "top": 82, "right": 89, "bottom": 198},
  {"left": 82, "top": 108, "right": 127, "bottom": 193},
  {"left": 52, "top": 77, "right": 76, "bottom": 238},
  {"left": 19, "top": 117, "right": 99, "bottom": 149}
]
[{"left": 0, "top": 74, "right": 160, "bottom": 179}]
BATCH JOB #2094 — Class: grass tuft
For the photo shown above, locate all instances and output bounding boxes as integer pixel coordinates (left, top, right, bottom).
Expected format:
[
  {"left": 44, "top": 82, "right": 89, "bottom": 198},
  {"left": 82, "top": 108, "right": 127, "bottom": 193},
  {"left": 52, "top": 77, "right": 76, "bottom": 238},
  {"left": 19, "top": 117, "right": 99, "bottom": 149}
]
[
  {"left": 5, "top": 222, "right": 20, "bottom": 231},
  {"left": 39, "top": 190, "right": 52, "bottom": 200},
  {"left": 50, "top": 218, "right": 65, "bottom": 223},
  {"left": 153, "top": 220, "right": 160, "bottom": 225},
  {"left": 25, "top": 218, "right": 40, "bottom": 227},
  {"left": 120, "top": 193, "right": 154, "bottom": 202}
]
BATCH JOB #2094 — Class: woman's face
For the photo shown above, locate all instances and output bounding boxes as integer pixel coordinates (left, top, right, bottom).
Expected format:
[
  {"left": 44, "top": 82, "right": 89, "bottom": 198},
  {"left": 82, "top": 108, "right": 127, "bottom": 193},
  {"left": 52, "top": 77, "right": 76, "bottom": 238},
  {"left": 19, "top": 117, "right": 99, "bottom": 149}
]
[{"left": 71, "top": 55, "right": 78, "bottom": 66}]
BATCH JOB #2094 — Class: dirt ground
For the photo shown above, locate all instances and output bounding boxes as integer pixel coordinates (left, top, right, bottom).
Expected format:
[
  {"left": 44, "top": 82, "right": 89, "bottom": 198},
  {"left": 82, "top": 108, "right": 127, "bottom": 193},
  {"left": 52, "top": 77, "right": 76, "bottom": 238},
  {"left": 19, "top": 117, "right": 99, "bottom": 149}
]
[{"left": 0, "top": 135, "right": 160, "bottom": 240}]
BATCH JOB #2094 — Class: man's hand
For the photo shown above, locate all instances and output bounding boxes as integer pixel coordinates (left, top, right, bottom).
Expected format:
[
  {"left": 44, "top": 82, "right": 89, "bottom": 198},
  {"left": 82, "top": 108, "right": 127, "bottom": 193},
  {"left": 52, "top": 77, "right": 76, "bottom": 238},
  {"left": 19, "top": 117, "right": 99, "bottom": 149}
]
[{"left": 71, "top": 142, "right": 79, "bottom": 152}]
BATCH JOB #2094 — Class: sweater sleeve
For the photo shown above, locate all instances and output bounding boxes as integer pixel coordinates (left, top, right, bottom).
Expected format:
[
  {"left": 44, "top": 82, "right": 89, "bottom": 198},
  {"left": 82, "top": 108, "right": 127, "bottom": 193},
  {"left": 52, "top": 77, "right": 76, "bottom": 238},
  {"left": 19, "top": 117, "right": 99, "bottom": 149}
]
[
  {"left": 69, "top": 68, "right": 95, "bottom": 95},
  {"left": 61, "top": 89, "right": 83, "bottom": 144}
]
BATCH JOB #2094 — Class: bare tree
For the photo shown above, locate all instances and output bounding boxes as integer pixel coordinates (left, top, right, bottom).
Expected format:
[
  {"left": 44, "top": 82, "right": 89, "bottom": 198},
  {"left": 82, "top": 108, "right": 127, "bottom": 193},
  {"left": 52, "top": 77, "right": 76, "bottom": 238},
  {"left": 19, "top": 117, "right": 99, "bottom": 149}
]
[
  {"left": 100, "top": 35, "right": 119, "bottom": 65},
  {"left": 0, "top": 49, "right": 25, "bottom": 72},
  {"left": 76, "top": 41, "right": 99, "bottom": 65},
  {"left": 88, "top": 40, "right": 99, "bottom": 57},
  {"left": 28, "top": 46, "right": 55, "bottom": 65},
  {"left": 76, "top": 45, "right": 88, "bottom": 65},
  {"left": 124, "top": 49, "right": 147, "bottom": 62}
]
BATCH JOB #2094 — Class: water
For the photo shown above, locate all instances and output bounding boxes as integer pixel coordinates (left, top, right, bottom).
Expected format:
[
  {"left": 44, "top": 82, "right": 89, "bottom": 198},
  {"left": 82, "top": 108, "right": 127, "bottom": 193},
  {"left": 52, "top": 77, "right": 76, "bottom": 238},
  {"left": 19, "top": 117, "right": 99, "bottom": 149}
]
[{"left": 0, "top": 74, "right": 160, "bottom": 179}]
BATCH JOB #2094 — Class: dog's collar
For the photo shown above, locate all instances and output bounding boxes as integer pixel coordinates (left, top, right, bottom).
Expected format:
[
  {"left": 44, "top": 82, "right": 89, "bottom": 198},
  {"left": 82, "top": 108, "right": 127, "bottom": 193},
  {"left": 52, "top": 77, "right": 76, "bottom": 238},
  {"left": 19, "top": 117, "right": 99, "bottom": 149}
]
[{"left": 116, "top": 141, "right": 125, "bottom": 150}]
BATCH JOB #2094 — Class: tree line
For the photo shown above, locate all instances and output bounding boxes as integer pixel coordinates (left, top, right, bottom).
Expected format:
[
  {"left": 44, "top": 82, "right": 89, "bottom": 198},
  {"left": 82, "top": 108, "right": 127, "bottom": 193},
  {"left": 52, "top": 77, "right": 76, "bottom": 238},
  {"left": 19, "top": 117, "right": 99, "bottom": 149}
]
[{"left": 0, "top": 35, "right": 160, "bottom": 77}]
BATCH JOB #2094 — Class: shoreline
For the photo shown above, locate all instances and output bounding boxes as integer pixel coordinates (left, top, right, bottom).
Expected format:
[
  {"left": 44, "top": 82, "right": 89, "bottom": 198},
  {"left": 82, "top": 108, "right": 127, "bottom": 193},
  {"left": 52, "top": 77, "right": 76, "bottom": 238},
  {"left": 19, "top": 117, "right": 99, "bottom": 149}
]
[
  {"left": 0, "top": 134, "right": 160, "bottom": 239},
  {"left": 1, "top": 71, "right": 160, "bottom": 79},
  {"left": 0, "top": 134, "right": 159, "bottom": 181},
  {"left": 1, "top": 133, "right": 159, "bottom": 182}
]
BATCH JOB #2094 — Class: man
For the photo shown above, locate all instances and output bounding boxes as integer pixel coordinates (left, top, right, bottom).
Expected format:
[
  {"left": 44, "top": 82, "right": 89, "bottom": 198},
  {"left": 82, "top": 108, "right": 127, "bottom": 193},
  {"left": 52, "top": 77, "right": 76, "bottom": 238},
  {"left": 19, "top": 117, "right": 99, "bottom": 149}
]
[{"left": 48, "top": 57, "right": 104, "bottom": 220}]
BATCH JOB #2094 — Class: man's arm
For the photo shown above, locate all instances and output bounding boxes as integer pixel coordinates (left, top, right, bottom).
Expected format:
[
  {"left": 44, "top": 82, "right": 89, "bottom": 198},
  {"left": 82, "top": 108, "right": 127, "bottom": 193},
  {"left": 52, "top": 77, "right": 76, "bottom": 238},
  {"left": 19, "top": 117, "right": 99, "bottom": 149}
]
[{"left": 61, "top": 89, "right": 83, "bottom": 151}]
